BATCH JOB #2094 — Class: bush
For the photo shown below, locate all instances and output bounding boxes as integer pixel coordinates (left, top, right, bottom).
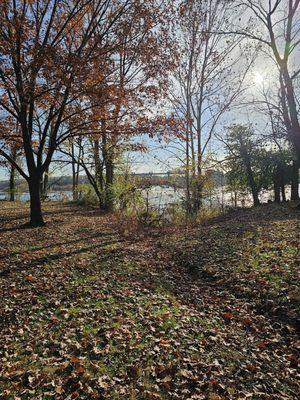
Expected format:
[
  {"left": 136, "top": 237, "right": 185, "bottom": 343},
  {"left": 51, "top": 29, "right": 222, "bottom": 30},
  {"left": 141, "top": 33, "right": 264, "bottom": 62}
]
[
  {"left": 77, "top": 184, "right": 99, "bottom": 206},
  {"left": 111, "top": 175, "right": 143, "bottom": 212}
]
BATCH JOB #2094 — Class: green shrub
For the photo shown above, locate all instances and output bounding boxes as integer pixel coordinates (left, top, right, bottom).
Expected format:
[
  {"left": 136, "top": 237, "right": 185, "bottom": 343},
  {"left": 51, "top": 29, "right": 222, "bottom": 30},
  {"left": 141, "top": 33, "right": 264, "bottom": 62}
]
[{"left": 77, "top": 184, "right": 99, "bottom": 206}]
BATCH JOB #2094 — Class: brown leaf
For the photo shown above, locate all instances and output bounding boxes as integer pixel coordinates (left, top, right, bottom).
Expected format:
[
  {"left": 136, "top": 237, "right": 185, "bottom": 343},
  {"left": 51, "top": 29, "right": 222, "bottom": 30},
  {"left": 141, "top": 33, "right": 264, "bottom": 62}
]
[
  {"left": 71, "top": 356, "right": 81, "bottom": 364},
  {"left": 76, "top": 365, "right": 86, "bottom": 375},
  {"left": 127, "top": 365, "right": 139, "bottom": 379},
  {"left": 55, "top": 386, "right": 64, "bottom": 394},
  {"left": 222, "top": 312, "right": 234, "bottom": 322},
  {"left": 246, "top": 364, "right": 257, "bottom": 373}
]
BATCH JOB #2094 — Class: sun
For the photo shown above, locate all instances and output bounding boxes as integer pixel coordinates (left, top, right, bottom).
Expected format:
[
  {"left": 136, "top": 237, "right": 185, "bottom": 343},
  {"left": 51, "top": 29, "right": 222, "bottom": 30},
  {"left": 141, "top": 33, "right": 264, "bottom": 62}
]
[{"left": 254, "top": 72, "right": 264, "bottom": 86}]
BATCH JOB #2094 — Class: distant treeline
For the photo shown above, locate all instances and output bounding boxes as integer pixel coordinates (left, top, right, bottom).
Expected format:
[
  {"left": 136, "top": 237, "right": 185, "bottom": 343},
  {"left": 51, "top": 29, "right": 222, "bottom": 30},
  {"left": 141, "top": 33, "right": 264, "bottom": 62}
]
[
  {"left": 0, "top": 170, "right": 225, "bottom": 193},
  {"left": 0, "top": 175, "right": 88, "bottom": 192}
]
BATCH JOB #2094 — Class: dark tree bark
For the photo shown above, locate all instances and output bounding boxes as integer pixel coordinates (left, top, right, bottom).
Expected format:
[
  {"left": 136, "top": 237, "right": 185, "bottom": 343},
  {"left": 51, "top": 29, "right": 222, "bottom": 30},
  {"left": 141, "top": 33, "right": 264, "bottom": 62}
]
[
  {"left": 9, "top": 165, "right": 16, "bottom": 202},
  {"left": 93, "top": 139, "right": 104, "bottom": 204},
  {"left": 291, "top": 159, "right": 299, "bottom": 201},
  {"left": 274, "top": 181, "right": 281, "bottom": 203},
  {"left": 28, "top": 175, "right": 44, "bottom": 226},
  {"left": 101, "top": 122, "right": 114, "bottom": 212},
  {"left": 71, "top": 142, "right": 81, "bottom": 202},
  {"left": 281, "top": 185, "right": 286, "bottom": 202},
  {"left": 9, "top": 147, "right": 17, "bottom": 202},
  {"left": 273, "top": 163, "right": 282, "bottom": 203},
  {"left": 280, "top": 163, "right": 286, "bottom": 202},
  {"left": 41, "top": 166, "right": 49, "bottom": 199},
  {"left": 104, "top": 157, "right": 114, "bottom": 211},
  {"left": 274, "top": 185, "right": 280, "bottom": 203},
  {"left": 247, "top": 170, "right": 260, "bottom": 206},
  {"left": 241, "top": 150, "right": 260, "bottom": 206},
  {"left": 72, "top": 158, "right": 76, "bottom": 201},
  {"left": 281, "top": 67, "right": 300, "bottom": 161}
]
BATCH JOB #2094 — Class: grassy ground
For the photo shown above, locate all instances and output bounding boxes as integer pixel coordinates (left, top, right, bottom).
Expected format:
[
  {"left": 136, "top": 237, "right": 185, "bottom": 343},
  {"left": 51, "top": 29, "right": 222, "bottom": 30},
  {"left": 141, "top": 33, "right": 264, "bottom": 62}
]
[{"left": 0, "top": 202, "right": 299, "bottom": 399}]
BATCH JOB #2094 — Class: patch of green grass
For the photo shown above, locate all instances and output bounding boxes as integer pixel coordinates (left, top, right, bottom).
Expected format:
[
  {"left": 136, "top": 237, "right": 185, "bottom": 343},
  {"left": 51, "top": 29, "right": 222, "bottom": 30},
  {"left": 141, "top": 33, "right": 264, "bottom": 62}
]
[
  {"left": 82, "top": 324, "right": 98, "bottom": 335},
  {"left": 92, "top": 299, "right": 106, "bottom": 310},
  {"left": 161, "top": 316, "right": 178, "bottom": 332},
  {"left": 68, "top": 306, "right": 82, "bottom": 315}
]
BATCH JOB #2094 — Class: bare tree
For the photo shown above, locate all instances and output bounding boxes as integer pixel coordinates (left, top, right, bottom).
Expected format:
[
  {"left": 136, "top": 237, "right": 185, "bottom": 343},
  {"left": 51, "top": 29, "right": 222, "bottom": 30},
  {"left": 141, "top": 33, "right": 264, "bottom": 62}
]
[
  {"left": 169, "top": 0, "right": 251, "bottom": 212},
  {"left": 222, "top": 0, "right": 300, "bottom": 159}
]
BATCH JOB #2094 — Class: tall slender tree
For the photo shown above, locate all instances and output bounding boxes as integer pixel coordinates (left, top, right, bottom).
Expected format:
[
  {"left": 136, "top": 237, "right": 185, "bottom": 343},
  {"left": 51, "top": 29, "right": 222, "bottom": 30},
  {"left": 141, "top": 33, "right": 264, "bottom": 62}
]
[{"left": 170, "top": 0, "right": 251, "bottom": 213}]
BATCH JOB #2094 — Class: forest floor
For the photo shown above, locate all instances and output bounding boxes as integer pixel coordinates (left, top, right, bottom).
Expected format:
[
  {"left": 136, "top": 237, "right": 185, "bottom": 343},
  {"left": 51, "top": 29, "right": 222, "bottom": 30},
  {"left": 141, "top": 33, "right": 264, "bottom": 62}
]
[{"left": 0, "top": 202, "right": 299, "bottom": 400}]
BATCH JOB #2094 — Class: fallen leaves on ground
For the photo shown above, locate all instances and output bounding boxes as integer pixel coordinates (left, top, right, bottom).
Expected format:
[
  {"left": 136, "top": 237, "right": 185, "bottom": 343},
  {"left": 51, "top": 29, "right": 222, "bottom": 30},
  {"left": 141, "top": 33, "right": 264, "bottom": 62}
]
[{"left": 0, "top": 202, "right": 299, "bottom": 399}]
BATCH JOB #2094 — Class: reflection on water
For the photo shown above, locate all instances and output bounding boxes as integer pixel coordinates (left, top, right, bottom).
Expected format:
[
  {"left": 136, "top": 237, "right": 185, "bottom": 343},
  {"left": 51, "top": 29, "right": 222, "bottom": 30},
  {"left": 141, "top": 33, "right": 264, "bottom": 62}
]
[
  {"left": 0, "top": 185, "right": 296, "bottom": 208},
  {"left": 139, "top": 186, "right": 262, "bottom": 208},
  {"left": 0, "top": 191, "right": 73, "bottom": 202},
  {"left": 141, "top": 186, "right": 184, "bottom": 208}
]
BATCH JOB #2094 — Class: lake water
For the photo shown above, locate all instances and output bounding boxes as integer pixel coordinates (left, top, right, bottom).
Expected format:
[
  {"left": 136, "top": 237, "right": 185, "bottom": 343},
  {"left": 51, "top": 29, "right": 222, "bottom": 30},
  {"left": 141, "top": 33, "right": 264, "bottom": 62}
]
[
  {"left": 0, "top": 191, "right": 73, "bottom": 202},
  {"left": 0, "top": 185, "right": 296, "bottom": 208},
  {"left": 139, "top": 186, "right": 282, "bottom": 208},
  {"left": 0, "top": 186, "right": 214, "bottom": 207}
]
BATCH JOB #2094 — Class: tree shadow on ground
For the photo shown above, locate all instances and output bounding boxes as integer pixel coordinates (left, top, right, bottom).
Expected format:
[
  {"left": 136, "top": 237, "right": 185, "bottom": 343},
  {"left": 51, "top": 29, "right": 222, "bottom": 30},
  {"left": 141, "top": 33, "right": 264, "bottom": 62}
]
[
  {"left": 0, "top": 231, "right": 118, "bottom": 260},
  {"left": 168, "top": 205, "right": 299, "bottom": 330},
  {"left": 0, "top": 236, "right": 124, "bottom": 277},
  {"left": 0, "top": 202, "right": 104, "bottom": 228}
]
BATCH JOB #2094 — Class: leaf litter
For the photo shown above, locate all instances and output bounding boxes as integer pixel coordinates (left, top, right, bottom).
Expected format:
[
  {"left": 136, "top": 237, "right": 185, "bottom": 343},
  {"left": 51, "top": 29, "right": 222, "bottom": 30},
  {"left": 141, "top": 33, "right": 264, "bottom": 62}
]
[{"left": 0, "top": 202, "right": 299, "bottom": 399}]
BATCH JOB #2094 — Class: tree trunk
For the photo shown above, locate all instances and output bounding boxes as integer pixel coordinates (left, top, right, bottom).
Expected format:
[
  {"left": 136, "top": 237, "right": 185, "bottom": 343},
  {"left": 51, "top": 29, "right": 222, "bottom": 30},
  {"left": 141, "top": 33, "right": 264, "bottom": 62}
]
[
  {"left": 71, "top": 143, "right": 78, "bottom": 201},
  {"left": 185, "top": 121, "right": 191, "bottom": 215},
  {"left": 193, "top": 135, "right": 202, "bottom": 213},
  {"left": 281, "top": 67, "right": 300, "bottom": 160},
  {"left": 291, "top": 160, "right": 299, "bottom": 201},
  {"left": 41, "top": 166, "right": 49, "bottom": 199},
  {"left": 71, "top": 154, "right": 77, "bottom": 201},
  {"left": 9, "top": 147, "right": 17, "bottom": 201},
  {"left": 273, "top": 164, "right": 281, "bottom": 203},
  {"left": 281, "top": 185, "right": 286, "bottom": 202},
  {"left": 94, "top": 139, "right": 104, "bottom": 191},
  {"left": 71, "top": 141, "right": 82, "bottom": 201},
  {"left": 239, "top": 141, "right": 260, "bottom": 207},
  {"left": 28, "top": 176, "right": 45, "bottom": 226},
  {"left": 191, "top": 178, "right": 202, "bottom": 213},
  {"left": 274, "top": 185, "right": 280, "bottom": 203},
  {"left": 9, "top": 165, "right": 16, "bottom": 202},
  {"left": 75, "top": 162, "right": 80, "bottom": 200},
  {"left": 101, "top": 121, "right": 114, "bottom": 212},
  {"left": 250, "top": 182, "right": 260, "bottom": 206},
  {"left": 245, "top": 161, "right": 260, "bottom": 206},
  {"left": 105, "top": 158, "right": 114, "bottom": 211}
]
